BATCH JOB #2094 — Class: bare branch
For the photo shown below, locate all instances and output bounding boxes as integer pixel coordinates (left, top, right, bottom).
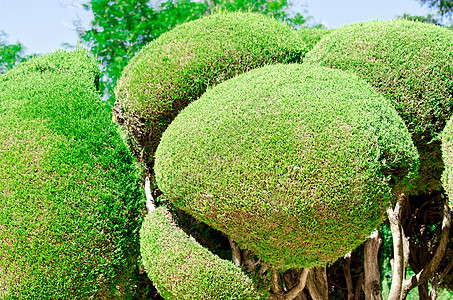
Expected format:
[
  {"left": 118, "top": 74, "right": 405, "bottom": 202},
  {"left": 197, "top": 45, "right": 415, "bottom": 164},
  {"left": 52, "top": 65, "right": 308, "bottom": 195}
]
[
  {"left": 401, "top": 197, "right": 451, "bottom": 298},
  {"left": 387, "top": 193, "right": 407, "bottom": 300},
  {"left": 364, "top": 229, "right": 383, "bottom": 300}
]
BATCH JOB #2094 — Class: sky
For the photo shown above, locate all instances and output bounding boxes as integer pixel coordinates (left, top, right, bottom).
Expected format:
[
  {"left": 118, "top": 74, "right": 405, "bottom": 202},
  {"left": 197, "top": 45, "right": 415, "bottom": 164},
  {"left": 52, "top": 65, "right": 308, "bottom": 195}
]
[{"left": 0, "top": 0, "right": 438, "bottom": 55}]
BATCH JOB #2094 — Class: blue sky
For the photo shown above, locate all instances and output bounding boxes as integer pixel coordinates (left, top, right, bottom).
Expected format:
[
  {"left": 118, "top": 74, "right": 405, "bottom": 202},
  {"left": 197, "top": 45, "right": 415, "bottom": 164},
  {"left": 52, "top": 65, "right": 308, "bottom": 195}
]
[{"left": 0, "top": 0, "right": 437, "bottom": 55}]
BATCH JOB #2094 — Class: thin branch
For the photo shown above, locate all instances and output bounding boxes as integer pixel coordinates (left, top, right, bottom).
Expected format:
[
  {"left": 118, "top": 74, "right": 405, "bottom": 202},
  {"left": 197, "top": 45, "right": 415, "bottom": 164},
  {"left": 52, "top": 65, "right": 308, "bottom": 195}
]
[
  {"left": 401, "top": 197, "right": 451, "bottom": 298},
  {"left": 387, "top": 193, "right": 406, "bottom": 300}
]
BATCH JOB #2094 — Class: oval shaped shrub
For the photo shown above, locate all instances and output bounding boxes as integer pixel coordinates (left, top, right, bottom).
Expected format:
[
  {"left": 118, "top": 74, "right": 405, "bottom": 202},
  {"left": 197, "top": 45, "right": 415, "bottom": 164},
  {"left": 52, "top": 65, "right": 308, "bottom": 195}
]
[
  {"left": 155, "top": 64, "right": 418, "bottom": 269},
  {"left": 0, "top": 51, "right": 144, "bottom": 299},
  {"left": 114, "top": 11, "right": 317, "bottom": 171},
  {"left": 140, "top": 206, "right": 261, "bottom": 300},
  {"left": 304, "top": 19, "right": 453, "bottom": 192}
]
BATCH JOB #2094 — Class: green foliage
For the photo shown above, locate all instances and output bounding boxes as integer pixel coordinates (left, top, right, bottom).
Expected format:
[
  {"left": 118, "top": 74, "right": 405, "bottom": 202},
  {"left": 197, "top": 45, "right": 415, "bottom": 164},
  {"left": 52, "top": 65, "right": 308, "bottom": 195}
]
[
  {"left": 417, "top": 0, "right": 453, "bottom": 19},
  {"left": 442, "top": 115, "right": 453, "bottom": 208},
  {"left": 397, "top": 13, "right": 442, "bottom": 25},
  {"left": 0, "top": 31, "right": 31, "bottom": 74},
  {"left": 0, "top": 50, "right": 144, "bottom": 299},
  {"left": 140, "top": 206, "right": 261, "bottom": 300},
  {"left": 81, "top": 0, "right": 309, "bottom": 105},
  {"left": 155, "top": 63, "right": 418, "bottom": 269},
  {"left": 115, "top": 11, "right": 316, "bottom": 170},
  {"left": 304, "top": 19, "right": 453, "bottom": 192}
]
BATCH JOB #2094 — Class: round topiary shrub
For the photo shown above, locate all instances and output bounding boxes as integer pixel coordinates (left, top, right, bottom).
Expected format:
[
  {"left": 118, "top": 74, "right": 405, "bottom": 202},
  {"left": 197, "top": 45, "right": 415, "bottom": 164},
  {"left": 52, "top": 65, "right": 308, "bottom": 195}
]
[
  {"left": 0, "top": 50, "right": 144, "bottom": 299},
  {"left": 155, "top": 63, "right": 419, "bottom": 269},
  {"left": 114, "top": 11, "right": 318, "bottom": 171},
  {"left": 140, "top": 206, "right": 261, "bottom": 300},
  {"left": 304, "top": 19, "right": 453, "bottom": 192}
]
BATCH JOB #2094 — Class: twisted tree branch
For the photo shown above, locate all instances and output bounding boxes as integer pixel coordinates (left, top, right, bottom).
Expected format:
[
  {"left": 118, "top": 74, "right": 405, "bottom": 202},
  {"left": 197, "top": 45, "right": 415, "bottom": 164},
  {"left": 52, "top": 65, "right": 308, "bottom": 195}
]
[{"left": 401, "top": 197, "right": 451, "bottom": 298}]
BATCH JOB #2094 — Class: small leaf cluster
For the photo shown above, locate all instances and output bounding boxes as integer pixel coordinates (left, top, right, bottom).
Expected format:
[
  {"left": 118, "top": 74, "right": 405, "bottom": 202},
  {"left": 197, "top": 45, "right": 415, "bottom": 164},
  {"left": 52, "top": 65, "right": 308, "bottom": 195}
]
[{"left": 0, "top": 50, "right": 144, "bottom": 299}]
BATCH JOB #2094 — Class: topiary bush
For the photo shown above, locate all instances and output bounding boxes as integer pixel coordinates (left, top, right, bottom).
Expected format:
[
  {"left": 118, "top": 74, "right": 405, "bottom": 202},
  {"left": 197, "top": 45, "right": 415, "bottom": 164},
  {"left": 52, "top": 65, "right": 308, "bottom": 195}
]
[
  {"left": 114, "top": 11, "right": 319, "bottom": 171},
  {"left": 0, "top": 50, "right": 144, "bottom": 299},
  {"left": 140, "top": 206, "right": 261, "bottom": 300},
  {"left": 304, "top": 19, "right": 453, "bottom": 192},
  {"left": 155, "top": 63, "right": 419, "bottom": 269}
]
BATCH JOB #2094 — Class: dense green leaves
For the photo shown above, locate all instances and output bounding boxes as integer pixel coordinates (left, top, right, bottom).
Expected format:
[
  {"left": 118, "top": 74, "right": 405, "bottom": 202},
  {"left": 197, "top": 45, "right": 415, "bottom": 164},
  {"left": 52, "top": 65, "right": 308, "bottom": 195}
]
[
  {"left": 114, "top": 11, "right": 318, "bottom": 171},
  {"left": 305, "top": 19, "right": 453, "bottom": 192},
  {"left": 0, "top": 31, "right": 31, "bottom": 74},
  {"left": 155, "top": 63, "right": 418, "bottom": 269},
  {"left": 140, "top": 206, "right": 261, "bottom": 300},
  {"left": 0, "top": 50, "right": 144, "bottom": 299},
  {"left": 81, "top": 0, "right": 309, "bottom": 105},
  {"left": 417, "top": 0, "right": 453, "bottom": 19}
]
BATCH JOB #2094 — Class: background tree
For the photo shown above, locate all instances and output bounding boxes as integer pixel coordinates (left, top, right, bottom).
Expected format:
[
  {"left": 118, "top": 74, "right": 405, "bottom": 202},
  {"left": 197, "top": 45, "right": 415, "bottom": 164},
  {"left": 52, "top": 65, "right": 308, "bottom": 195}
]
[
  {"left": 79, "top": 0, "right": 310, "bottom": 105},
  {"left": 417, "top": 0, "right": 453, "bottom": 19},
  {"left": 0, "top": 31, "right": 31, "bottom": 75}
]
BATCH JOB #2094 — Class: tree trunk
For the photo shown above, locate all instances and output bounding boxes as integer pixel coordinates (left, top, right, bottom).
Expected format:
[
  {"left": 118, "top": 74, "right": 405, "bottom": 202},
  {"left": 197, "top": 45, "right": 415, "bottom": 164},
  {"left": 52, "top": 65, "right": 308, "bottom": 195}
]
[
  {"left": 343, "top": 251, "right": 354, "bottom": 300},
  {"left": 417, "top": 282, "right": 429, "bottom": 300},
  {"left": 306, "top": 267, "right": 328, "bottom": 300},
  {"left": 364, "top": 229, "right": 383, "bottom": 300}
]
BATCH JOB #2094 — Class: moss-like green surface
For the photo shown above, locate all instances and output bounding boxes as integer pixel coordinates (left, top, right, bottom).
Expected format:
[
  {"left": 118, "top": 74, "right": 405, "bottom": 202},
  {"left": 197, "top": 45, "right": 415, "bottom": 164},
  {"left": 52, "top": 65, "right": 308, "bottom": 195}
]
[
  {"left": 155, "top": 63, "right": 418, "bottom": 269},
  {"left": 304, "top": 19, "right": 453, "bottom": 192},
  {"left": 114, "top": 11, "right": 317, "bottom": 170},
  {"left": 0, "top": 50, "right": 144, "bottom": 299},
  {"left": 140, "top": 206, "right": 261, "bottom": 300}
]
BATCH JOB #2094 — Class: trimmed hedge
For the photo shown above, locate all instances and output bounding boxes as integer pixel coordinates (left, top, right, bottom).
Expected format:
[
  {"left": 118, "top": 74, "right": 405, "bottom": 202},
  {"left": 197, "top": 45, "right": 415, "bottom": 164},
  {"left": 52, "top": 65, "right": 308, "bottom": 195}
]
[
  {"left": 140, "top": 206, "right": 261, "bottom": 300},
  {"left": 304, "top": 19, "right": 453, "bottom": 192},
  {"left": 0, "top": 50, "right": 144, "bottom": 299},
  {"left": 114, "top": 11, "right": 319, "bottom": 171},
  {"left": 442, "top": 116, "right": 453, "bottom": 209},
  {"left": 155, "top": 63, "right": 418, "bottom": 269}
]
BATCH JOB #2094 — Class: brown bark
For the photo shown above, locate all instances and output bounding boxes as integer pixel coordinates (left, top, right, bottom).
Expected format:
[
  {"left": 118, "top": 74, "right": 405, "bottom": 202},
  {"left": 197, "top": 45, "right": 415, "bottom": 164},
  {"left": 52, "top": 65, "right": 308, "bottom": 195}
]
[
  {"left": 417, "top": 282, "right": 429, "bottom": 300},
  {"left": 401, "top": 198, "right": 451, "bottom": 298},
  {"left": 270, "top": 269, "right": 309, "bottom": 300},
  {"left": 270, "top": 269, "right": 284, "bottom": 299},
  {"left": 306, "top": 267, "right": 328, "bottom": 300},
  {"left": 364, "top": 229, "right": 383, "bottom": 300},
  {"left": 343, "top": 251, "right": 354, "bottom": 300},
  {"left": 228, "top": 237, "right": 242, "bottom": 267},
  {"left": 354, "top": 272, "right": 364, "bottom": 300},
  {"left": 284, "top": 269, "right": 309, "bottom": 300}
]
